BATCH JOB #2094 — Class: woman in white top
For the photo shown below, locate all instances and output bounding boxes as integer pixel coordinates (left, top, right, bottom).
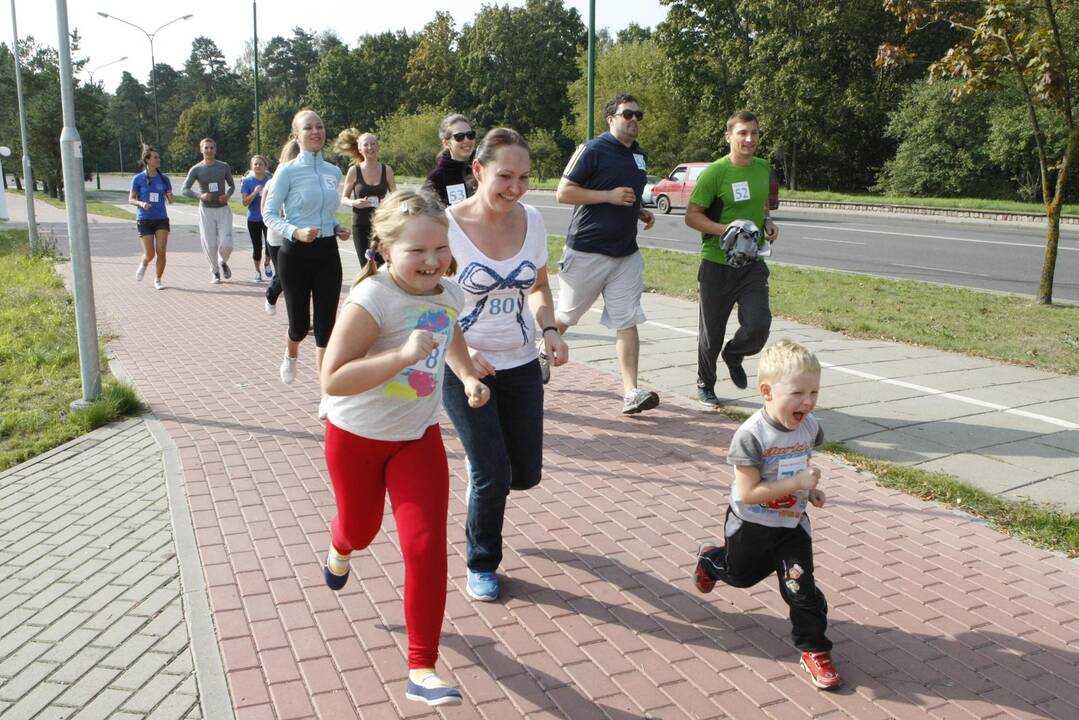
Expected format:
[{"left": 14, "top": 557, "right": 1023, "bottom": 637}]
[{"left": 441, "top": 128, "right": 569, "bottom": 602}]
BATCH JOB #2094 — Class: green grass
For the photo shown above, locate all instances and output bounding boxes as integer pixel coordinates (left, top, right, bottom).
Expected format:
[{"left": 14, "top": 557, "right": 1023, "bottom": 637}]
[
  {"left": 31, "top": 191, "right": 136, "bottom": 220},
  {"left": 0, "top": 228, "right": 144, "bottom": 472},
  {"left": 782, "top": 189, "right": 1079, "bottom": 216},
  {"left": 821, "top": 442, "right": 1079, "bottom": 557},
  {"left": 546, "top": 236, "right": 1079, "bottom": 375}
]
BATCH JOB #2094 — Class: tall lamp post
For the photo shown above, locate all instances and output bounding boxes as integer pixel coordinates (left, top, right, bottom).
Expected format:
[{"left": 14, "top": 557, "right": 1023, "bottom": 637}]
[
  {"left": 9, "top": 0, "right": 39, "bottom": 252},
  {"left": 96, "top": 11, "right": 192, "bottom": 154},
  {"left": 253, "top": 0, "right": 261, "bottom": 154},
  {"left": 86, "top": 55, "right": 128, "bottom": 87}
]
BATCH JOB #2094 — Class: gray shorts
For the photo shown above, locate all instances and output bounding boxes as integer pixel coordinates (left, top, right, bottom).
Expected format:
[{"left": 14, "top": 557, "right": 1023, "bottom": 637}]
[{"left": 555, "top": 246, "right": 646, "bottom": 331}]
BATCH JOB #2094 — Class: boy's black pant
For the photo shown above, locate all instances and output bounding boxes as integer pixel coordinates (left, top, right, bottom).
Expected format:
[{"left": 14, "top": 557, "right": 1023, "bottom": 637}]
[{"left": 701, "top": 509, "right": 832, "bottom": 652}]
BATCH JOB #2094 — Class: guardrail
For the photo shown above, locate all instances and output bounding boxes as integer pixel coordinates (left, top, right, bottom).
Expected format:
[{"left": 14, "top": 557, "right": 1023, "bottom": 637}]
[{"left": 779, "top": 198, "right": 1079, "bottom": 225}]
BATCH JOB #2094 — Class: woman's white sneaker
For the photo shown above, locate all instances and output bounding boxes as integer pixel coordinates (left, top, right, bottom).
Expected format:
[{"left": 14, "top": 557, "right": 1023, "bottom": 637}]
[{"left": 280, "top": 355, "right": 297, "bottom": 385}]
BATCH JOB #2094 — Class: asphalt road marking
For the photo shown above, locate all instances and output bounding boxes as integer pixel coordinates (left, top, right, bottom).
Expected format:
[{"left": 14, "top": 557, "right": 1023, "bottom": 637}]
[
  {"left": 782, "top": 221, "right": 1078, "bottom": 252},
  {"left": 892, "top": 263, "right": 992, "bottom": 278},
  {"left": 802, "top": 236, "right": 866, "bottom": 245},
  {"left": 603, "top": 310, "right": 1079, "bottom": 431}
]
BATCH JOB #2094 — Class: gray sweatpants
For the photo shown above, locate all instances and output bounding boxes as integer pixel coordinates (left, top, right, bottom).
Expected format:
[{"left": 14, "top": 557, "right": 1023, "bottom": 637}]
[{"left": 198, "top": 205, "right": 234, "bottom": 274}]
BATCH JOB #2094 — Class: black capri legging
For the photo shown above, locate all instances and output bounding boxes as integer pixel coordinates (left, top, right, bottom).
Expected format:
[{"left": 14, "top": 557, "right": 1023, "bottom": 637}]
[
  {"left": 276, "top": 236, "right": 343, "bottom": 347},
  {"left": 247, "top": 221, "right": 267, "bottom": 262}
]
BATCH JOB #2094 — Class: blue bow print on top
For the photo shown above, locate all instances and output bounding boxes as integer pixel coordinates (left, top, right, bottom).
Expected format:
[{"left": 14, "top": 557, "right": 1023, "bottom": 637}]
[{"left": 457, "top": 260, "right": 538, "bottom": 342}]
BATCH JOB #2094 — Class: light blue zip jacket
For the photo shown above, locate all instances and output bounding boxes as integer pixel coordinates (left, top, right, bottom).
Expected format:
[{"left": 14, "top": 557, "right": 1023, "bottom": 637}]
[{"left": 263, "top": 150, "right": 342, "bottom": 242}]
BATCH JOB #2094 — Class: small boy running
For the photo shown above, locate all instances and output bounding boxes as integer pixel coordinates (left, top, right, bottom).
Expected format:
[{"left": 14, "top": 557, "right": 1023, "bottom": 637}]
[{"left": 694, "top": 339, "right": 841, "bottom": 690}]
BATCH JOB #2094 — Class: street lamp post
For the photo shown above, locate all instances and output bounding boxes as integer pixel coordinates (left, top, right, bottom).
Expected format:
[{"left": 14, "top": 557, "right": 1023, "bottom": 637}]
[
  {"left": 56, "top": 0, "right": 102, "bottom": 406},
  {"left": 86, "top": 55, "right": 128, "bottom": 87},
  {"left": 253, "top": 0, "right": 260, "bottom": 155},
  {"left": 9, "top": 0, "right": 39, "bottom": 252},
  {"left": 96, "top": 11, "right": 192, "bottom": 155}
]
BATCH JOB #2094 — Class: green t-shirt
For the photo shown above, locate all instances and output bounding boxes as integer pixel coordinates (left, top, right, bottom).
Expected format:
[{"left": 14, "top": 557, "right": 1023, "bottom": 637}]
[{"left": 689, "top": 156, "right": 770, "bottom": 265}]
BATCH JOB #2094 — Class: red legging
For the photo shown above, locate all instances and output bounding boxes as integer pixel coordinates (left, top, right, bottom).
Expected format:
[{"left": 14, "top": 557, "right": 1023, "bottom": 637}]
[{"left": 325, "top": 421, "right": 449, "bottom": 669}]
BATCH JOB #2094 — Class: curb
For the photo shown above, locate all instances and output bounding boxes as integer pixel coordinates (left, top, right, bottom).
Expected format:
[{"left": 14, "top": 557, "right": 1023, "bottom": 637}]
[
  {"left": 108, "top": 356, "right": 236, "bottom": 720},
  {"left": 777, "top": 197, "right": 1079, "bottom": 225}
]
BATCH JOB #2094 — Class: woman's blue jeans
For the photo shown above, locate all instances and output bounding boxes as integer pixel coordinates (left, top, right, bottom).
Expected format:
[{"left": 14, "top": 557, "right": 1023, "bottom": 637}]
[{"left": 443, "top": 359, "right": 544, "bottom": 573}]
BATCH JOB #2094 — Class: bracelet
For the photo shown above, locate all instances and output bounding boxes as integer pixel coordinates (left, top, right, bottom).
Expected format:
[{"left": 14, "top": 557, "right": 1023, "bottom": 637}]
[{"left": 542, "top": 326, "right": 559, "bottom": 335}]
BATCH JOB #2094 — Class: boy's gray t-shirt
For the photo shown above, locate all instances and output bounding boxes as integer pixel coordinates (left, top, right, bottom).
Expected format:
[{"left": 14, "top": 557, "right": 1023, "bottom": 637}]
[
  {"left": 182, "top": 161, "right": 234, "bottom": 208},
  {"left": 726, "top": 408, "right": 824, "bottom": 535}
]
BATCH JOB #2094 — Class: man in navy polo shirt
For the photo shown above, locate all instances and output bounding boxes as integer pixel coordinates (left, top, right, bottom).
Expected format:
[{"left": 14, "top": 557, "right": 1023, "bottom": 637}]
[{"left": 554, "top": 94, "right": 658, "bottom": 415}]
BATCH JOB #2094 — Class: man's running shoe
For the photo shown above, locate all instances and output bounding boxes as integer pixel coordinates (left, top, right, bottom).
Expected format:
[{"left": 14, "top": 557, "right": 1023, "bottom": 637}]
[
  {"left": 221, "top": 261, "right": 232, "bottom": 279},
  {"left": 622, "top": 388, "right": 659, "bottom": 415}
]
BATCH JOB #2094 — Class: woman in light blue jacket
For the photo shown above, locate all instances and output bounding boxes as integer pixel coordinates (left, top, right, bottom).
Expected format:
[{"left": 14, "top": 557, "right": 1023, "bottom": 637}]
[{"left": 264, "top": 110, "right": 351, "bottom": 391}]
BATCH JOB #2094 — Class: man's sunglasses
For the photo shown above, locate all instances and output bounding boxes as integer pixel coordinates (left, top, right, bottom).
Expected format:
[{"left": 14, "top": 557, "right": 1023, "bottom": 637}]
[
  {"left": 614, "top": 109, "right": 644, "bottom": 121},
  {"left": 451, "top": 131, "right": 477, "bottom": 141}
]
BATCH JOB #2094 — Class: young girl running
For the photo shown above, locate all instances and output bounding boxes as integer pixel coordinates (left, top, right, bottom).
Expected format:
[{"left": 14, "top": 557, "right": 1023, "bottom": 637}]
[
  {"left": 240, "top": 155, "right": 272, "bottom": 282},
  {"left": 319, "top": 188, "right": 490, "bottom": 708}
]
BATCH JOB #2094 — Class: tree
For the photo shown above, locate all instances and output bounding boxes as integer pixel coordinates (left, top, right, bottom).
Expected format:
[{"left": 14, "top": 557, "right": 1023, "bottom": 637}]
[
  {"left": 459, "top": 0, "right": 585, "bottom": 135},
  {"left": 740, "top": 0, "right": 907, "bottom": 191},
  {"left": 875, "top": 79, "right": 1004, "bottom": 197},
  {"left": 182, "top": 36, "right": 239, "bottom": 101},
  {"left": 566, "top": 39, "right": 692, "bottom": 172},
  {"left": 375, "top": 107, "right": 447, "bottom": 176},
  {"left": 403, "top": 12, "right": 463, "bottom": 111},
  {"left": 2, "top": 35, "right": 110, "bottom": 192},
  {"left": 655, "top": 0, "right": 755, "bottom": 152},
  {"left": 252, "top": 95, "right": 299, "bottom": 166},
  {"left": 109, "top": 72, "right": 152, "bottom": 171},
  {"left": 616, "top": 23, "right": 653, "bottom": 44},
  {"left": 262, "top": 27, "right": 320, "bottom": 99},
  {"left": 169, "top": 98, "right": 252, "bottom": 169},
  {"left": 526, "top": 128, "right": 562, "bottom": 180},
  {"left": 304, "top": 31, "right": 416, "bottom": 135},
  {"left": 880, "top": 0, "right": 1079, "bottom": 303}
]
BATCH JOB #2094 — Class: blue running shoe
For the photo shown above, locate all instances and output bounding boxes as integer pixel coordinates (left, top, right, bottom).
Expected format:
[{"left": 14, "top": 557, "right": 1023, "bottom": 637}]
[
  {"left": 466, "top": 570, "right": 499, "bottom": 602},
  {"left": 323, "top": 563, "right": 349, "bottom": 591},
  {"left": 405, "top": 676, "right": 462, "bottom": 707}
]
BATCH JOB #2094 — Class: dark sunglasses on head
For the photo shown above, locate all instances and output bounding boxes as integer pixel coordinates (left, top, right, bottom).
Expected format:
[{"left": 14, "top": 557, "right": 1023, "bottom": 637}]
[
  {"left": 452, "top": 131, "right": 477, "bottom": 142},
  {"left": 615, "top": 109, "right": 644, "bottom": 121}
]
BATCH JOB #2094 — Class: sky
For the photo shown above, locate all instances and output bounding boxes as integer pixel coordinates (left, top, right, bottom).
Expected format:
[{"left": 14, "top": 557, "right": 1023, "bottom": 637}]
[{"left": 2, "top": 0, "right": 669, "bottom": 92}]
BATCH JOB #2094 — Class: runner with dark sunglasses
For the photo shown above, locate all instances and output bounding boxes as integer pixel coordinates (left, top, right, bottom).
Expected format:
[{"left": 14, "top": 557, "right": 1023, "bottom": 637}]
[{"left": 425, "top": 113, "right": 477, "bottom": 207}]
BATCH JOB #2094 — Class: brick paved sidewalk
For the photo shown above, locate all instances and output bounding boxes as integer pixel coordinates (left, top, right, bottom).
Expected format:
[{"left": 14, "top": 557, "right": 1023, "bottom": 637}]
[
  {"left": 0, "top": 419, "right": 201, "bottom": 719},
  {"left": 19, "top": 214, "right": 1079, "bottom": 718}
]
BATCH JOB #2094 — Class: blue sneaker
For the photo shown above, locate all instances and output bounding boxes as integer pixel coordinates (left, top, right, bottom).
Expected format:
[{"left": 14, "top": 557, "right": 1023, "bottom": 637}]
[
  {"left": 466, "top": 570, "right": 499, "bottom": 602},
  {"left": 405, "top": 675, "right": 462, "bottom": 707}
]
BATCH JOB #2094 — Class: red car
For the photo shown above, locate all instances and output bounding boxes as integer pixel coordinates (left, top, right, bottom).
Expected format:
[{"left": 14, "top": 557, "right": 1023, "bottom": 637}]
[{"left": 651, "top": 161, "right": 780, "bottom": 215}]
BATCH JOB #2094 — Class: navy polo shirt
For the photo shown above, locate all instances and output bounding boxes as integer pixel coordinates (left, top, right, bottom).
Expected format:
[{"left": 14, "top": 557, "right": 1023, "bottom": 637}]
[{"left": 562, "top": 133, "right": 647, "bottom": 257}]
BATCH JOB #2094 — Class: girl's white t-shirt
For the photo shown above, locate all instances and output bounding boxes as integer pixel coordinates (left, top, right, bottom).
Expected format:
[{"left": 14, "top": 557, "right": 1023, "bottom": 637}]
[
  {"left": 325, "top": 273, "right": 464, "bottom": 441},
  {"left": 446, "top": 204, "right": 548, "bottom": 370}
]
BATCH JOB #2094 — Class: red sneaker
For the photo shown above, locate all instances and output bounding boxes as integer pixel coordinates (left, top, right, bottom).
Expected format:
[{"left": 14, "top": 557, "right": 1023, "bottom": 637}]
[
  {"left": 694, "top": 545, "right": 717, "bottom": 593},
  {"left": 800, "top": 651, "right": 842, "bottom": 690}
]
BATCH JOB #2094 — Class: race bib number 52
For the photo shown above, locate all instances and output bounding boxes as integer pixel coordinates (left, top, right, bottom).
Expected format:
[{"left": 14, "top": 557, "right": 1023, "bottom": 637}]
[{"left": 731, "top": 181, "right": 751, "bottom": 202}]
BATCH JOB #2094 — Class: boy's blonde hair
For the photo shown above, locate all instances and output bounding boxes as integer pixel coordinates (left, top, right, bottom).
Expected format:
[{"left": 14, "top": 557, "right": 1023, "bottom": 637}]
[
  {"left": 756, "top": 340, "right": 820, "bottom": 386},
  {"left": 352, "top": 188, "right": 455, "bottom": 286}
]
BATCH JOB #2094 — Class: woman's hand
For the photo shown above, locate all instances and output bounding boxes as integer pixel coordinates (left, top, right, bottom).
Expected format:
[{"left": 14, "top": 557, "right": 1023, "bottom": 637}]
[
  {"left": 468, "top": 348, "right": 496, "bottom": 378},
  {"left": 808, "top": 489, "right": 826, "bottom": 508},
  {"left": 335, "top": 226, "right": 351, "bottom": 242},
  {"left": 543, "top": 330, "right": 569, "bottom": 367},
  {"left": 294, "top": 226, "right": 319, "bottom": 243}
]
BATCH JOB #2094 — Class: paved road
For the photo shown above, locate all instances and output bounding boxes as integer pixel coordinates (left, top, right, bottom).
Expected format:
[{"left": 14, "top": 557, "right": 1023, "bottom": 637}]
[
  {"left": 522, "top": 193, "right": 1079, "bottom": 302},
  {"left": 86, "top": 175, "right": 1078, "bottom": 301}
]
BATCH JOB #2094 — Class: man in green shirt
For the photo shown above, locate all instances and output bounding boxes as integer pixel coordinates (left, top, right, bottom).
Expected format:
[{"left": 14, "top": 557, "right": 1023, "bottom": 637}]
[{"left": 685, "top": 110, "right": 779, "bottom": 407}]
